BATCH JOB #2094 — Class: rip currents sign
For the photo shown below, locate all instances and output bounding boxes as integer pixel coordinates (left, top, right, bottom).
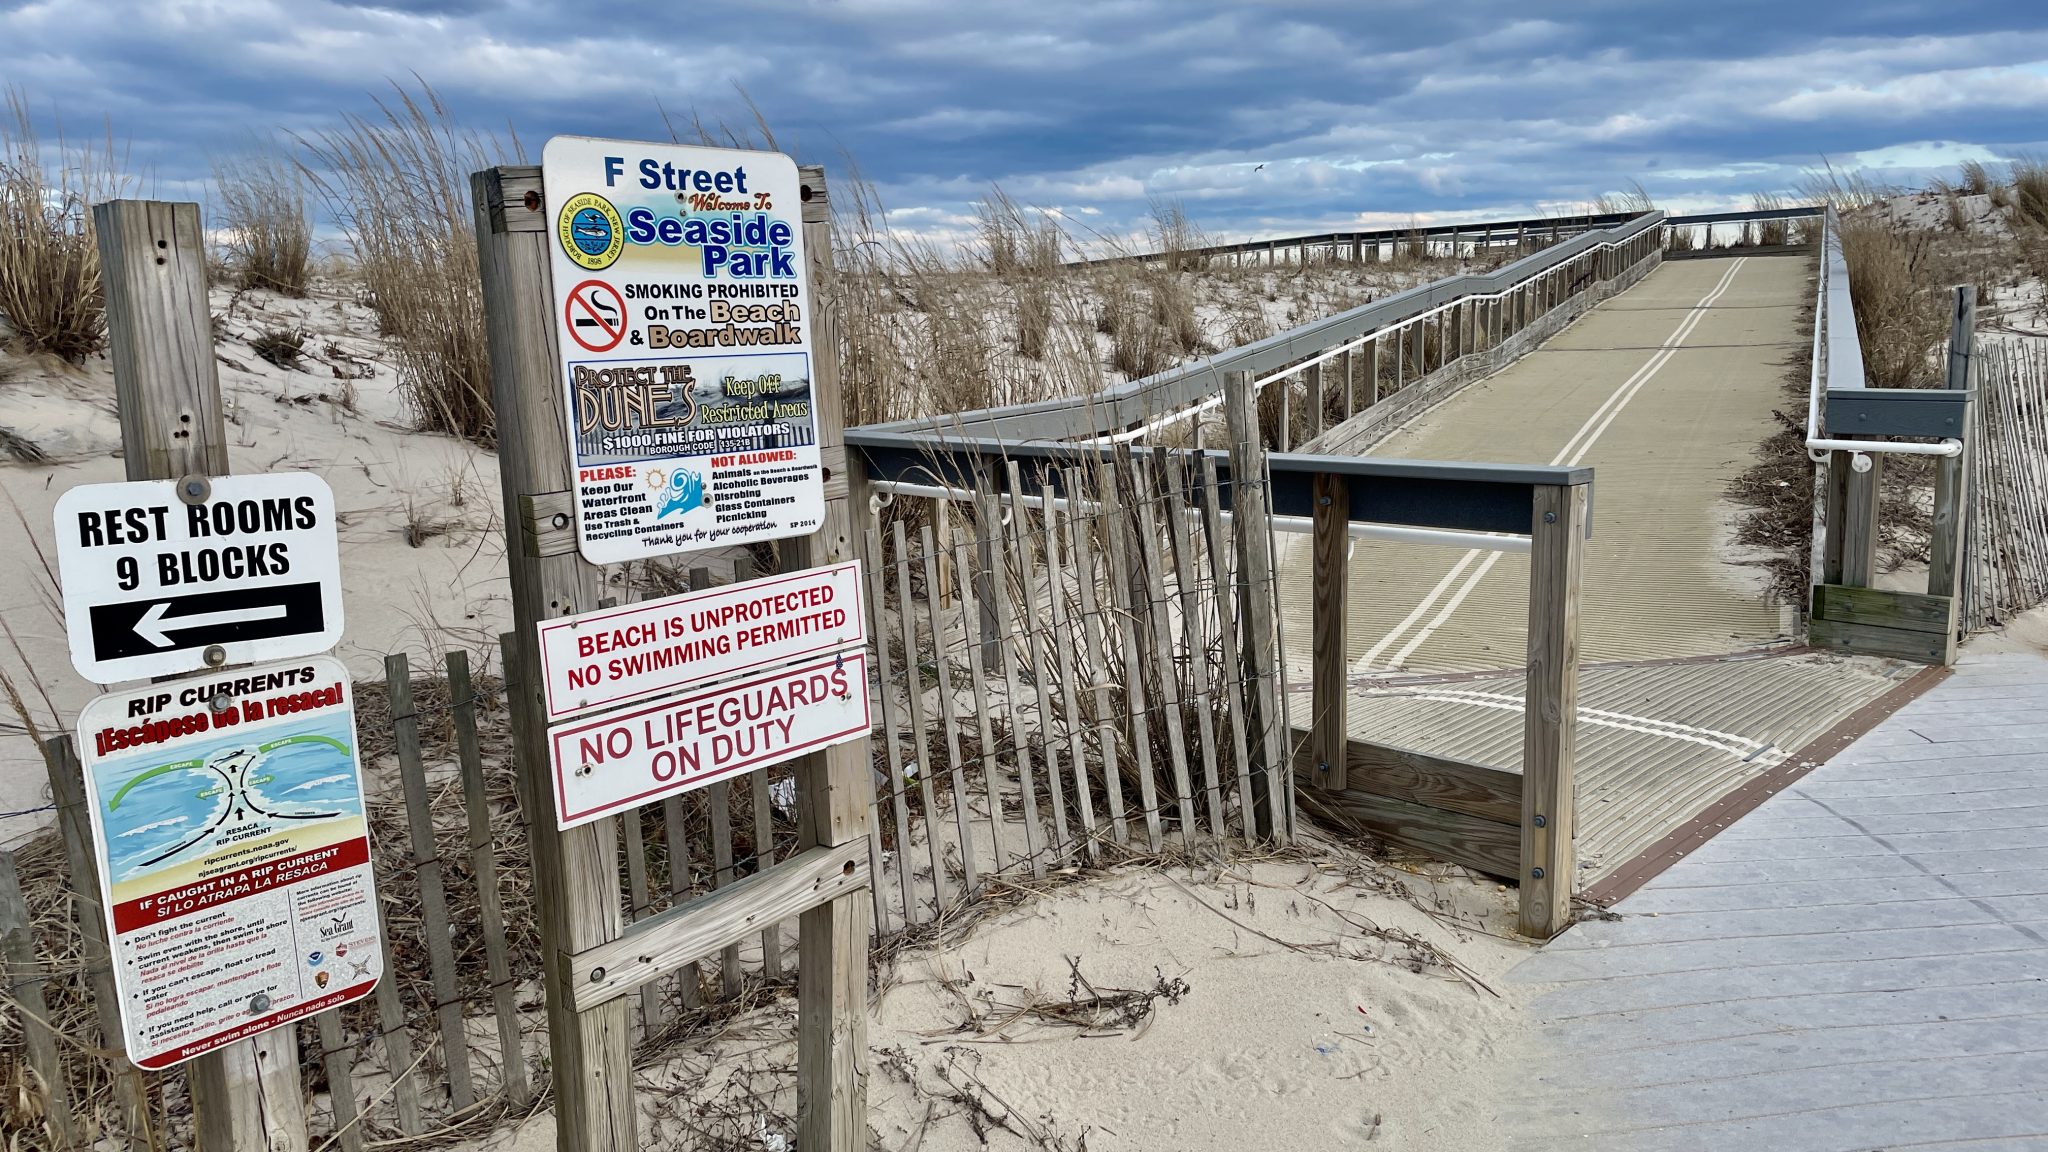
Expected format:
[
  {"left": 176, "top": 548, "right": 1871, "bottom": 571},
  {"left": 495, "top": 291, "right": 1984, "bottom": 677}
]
[{"left": 75, "top": 656, "right": 380, "bottom": 1069}]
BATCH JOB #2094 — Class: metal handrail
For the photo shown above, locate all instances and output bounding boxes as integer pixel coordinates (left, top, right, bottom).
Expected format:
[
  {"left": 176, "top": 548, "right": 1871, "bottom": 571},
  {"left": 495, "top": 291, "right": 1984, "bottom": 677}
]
[
  {"left": 853, "top": 210, "right": 1667, "bottom": 449},
  {"left": 1804, "top": 206, "right": 1962, "bottom": 465},
  {"left": 1076, "top": 228, "right": 1643, "bottom": 448},
  {"left": 1065, "top": 204, "right": 1823, "bottom": 271}
]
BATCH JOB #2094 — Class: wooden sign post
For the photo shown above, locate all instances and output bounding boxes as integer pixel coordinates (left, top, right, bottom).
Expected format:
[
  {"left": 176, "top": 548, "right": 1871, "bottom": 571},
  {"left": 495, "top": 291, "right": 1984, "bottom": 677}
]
[
  {"left": 471, "top": 157, "right": 870, "bottom": 1152},
  {"left": 91, "top": 199, "right": 309, "bottom": 1152}
]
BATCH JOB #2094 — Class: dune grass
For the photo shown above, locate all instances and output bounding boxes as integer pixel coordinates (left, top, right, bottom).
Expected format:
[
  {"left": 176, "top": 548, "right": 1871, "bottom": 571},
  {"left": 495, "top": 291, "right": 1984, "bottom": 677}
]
[
  {"left": 0, "top": 89, "right": 123, "bottom": 363},
  {"left": 214, "top": 145, "right": 312, "bottom": 296},
  {"left": 299, "top": 83, "right": 504, "bottom": 445}
]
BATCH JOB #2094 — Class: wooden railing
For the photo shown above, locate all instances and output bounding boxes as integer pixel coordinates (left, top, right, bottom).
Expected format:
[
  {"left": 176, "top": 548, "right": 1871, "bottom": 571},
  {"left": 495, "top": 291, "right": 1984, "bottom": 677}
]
[
  {"left": 1274, "top": 439, "right": 1588, "bottom": 936},
  {"left": 1809, "top": 252, "right": 1977, "bottom": 664},
  {"left": 850, "top": 375, "right": 1593, "bottom": 938}
]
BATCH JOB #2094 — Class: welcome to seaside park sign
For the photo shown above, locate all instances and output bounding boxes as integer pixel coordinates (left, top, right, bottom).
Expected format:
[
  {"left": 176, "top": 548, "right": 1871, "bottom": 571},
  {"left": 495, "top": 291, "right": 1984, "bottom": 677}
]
[
  {"left": 536, "top": 561, "right": 867, "bottom": 828},
  {"left": 543, "top": 136, "right": 825, "bottom": 566}
]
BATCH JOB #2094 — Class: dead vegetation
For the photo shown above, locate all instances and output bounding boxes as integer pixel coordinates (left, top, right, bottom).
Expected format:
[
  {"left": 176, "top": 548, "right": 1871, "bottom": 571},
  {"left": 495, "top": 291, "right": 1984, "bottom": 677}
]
[
  {"left": 300, "top": 82, "right": 504, "bottom": 446},
  {"left": 213, "top": 146, "right": 312, "bottom": 296},
  {"left": 1728, "top": 158, "right": 2048, "bottom": 597},
  {"left": 833, "top": 171, "right": 1477, "bottom": 431},
  {"left": 924, "top": 955, "right": 1192, "bottom": 1043},
  {"left": 0, "top": 88, "right": 121, "bottom": 363},
  {"left": 249, "top": 324, "right": 308, "bottom": 370}
]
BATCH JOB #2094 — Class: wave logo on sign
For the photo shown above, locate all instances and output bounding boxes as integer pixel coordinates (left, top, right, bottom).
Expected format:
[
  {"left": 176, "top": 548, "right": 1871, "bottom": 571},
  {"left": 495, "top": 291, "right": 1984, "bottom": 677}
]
[
  {"left": 557, "top": 192, "right": 624, "bottom": 271},
  {"left": 649, "top": 467, "right": 704, "bottom": 520}
]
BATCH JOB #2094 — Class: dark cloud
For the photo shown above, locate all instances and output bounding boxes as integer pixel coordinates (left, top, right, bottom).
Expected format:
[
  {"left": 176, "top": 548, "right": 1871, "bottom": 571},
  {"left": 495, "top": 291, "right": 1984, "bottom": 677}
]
[{"left": 4, "top": 1, "right": 2045, "bottom": 244}]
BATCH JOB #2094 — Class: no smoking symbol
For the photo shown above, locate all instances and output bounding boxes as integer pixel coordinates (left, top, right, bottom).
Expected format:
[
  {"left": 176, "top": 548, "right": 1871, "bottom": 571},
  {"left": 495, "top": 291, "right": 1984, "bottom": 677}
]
[{"left": 565, "top": 280, "right": 627, "bottom": 353}]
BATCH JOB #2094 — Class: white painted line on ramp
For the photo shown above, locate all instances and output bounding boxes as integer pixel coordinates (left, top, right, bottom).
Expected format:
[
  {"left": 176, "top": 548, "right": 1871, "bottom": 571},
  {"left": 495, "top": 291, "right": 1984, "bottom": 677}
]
[
  {"left": 1370, "top": 685, "right": 1788, "bottom": 764},
  {"left": 1355, "top": 259, "right": 1749, "bottom": 672}
]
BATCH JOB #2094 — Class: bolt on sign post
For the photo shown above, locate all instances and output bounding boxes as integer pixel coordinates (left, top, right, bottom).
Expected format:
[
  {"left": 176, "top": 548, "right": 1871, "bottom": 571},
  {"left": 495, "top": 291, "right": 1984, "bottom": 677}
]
[
  {"left": 475, "top": 143, "right": 871, "bottom": 1152},
  {"left": 54, "top": 471, "right": 346, "bottom": 682}
]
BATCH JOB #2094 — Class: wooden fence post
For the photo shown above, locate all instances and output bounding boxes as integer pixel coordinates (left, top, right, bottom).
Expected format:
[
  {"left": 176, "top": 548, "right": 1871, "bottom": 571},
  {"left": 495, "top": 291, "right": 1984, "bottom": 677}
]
[
  {"left": 785, "top": 164, "right": 872, "bottom": 1152},
  {"left": 94, "top": 198, "right": 308, "bottom": 1152},
  {"left": 1222, "top": 370, "right": 1290, "bottom": 843},
  {"left": 385, "top": 653, "right": 475, "bottom": 1112},
  {"left": 1, "top": 848, "right": 77, "bottom": 1148},
  {"left": 1310, "top": 472, "right": 1350, "bottom": 792},
  {"left": 1929, "top": 285, "right": 1976, "bottom": 660},
  {"left": 1520, "top": 482, "right": 1587, "bottom": 938},
  {"left": 470, "top": 167, "right": 635, "bottom": 1152},
  {"left": 1841, "top": 450, "right": 1882, "bottom": 587},
  {"left": 44, "top": 735, "right": 155, "bottom": 1150},
  {"left": 446, "top": 652, "right": 531, "bottom": 1107}
]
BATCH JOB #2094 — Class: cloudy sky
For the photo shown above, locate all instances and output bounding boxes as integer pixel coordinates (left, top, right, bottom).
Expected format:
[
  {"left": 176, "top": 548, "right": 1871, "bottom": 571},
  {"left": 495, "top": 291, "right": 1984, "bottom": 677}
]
[{"left": 5, "top": 0, "right": 2046, "bottom": 248}]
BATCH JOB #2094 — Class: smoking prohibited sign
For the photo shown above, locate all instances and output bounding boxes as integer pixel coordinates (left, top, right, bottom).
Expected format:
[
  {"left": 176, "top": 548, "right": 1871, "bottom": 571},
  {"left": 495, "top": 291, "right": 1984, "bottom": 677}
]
[
  {"left": 542, "top": 135, "right": 827, "bottom": 566},
  {"left": 565, "top": 279, "right": 627, "bottom": 353}
]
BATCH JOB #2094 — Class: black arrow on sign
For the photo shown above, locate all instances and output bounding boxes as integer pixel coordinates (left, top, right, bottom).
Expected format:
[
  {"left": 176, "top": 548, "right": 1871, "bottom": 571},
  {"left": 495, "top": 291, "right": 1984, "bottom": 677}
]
[{"left": 89, "top": 582, "right": 326, "bottom": 662}]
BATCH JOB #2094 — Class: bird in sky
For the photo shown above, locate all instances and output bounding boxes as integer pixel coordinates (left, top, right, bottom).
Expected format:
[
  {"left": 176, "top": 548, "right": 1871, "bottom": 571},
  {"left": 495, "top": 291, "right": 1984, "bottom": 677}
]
[{"left": 1253, "top": 163, "right": 1266, "bottom": 171}]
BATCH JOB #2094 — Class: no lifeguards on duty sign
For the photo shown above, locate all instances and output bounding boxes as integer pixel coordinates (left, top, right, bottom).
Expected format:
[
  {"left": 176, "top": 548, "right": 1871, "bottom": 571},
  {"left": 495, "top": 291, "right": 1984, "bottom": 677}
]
[{"left": 541, "top": 137, "right": 826, "bottom": 565}]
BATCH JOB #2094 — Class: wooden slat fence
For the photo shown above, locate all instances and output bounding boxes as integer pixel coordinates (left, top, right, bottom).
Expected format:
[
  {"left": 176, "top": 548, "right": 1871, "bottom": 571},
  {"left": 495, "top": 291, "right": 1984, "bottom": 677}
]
[
  {"left": 0, "top": 637, "right": 823, "bottom": 1151},
  {"left": 0, "top": 448, "right": 1298, "bottom": 1151},
  {"left": 1964, "top": 341, "right": 2048, "bottom": 631},
  {"left": 859, "top": 446, "right": 1294, "bottom": 935}
]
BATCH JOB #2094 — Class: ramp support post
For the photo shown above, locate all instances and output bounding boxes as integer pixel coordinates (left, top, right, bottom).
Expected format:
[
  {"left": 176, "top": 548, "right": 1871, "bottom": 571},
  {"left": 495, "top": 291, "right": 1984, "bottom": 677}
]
[{"left": 1520, "top": 482, "right": 1587, "bottom": 938}]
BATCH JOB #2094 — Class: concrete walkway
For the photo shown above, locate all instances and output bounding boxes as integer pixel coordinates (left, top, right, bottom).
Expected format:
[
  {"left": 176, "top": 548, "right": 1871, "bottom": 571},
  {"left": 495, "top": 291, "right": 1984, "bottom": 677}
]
[{"left": 1504, "top": 648, "right": 2048, "bottom": 1151}]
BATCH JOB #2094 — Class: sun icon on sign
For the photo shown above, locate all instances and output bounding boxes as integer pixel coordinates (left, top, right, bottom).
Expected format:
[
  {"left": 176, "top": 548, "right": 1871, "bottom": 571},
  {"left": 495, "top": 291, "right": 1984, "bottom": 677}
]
[{"left": 645, "top": 468, "right": 666, "bottom": 490}]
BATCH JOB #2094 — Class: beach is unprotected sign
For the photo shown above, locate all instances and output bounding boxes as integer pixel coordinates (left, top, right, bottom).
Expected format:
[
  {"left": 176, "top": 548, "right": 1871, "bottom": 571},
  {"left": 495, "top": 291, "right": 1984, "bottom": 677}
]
[
  {"left": 542, "top": 136, "right": 825, "bottom": 564},
  {"left": 76, "top": 656, "right": 381, "bottom": 1069}
]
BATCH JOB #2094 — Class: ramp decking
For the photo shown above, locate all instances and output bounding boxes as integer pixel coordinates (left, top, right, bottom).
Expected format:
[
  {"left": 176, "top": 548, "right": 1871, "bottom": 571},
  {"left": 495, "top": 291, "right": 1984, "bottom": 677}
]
[{"left": 1277, "top": 254, "right": 1908, "bottom": 889}]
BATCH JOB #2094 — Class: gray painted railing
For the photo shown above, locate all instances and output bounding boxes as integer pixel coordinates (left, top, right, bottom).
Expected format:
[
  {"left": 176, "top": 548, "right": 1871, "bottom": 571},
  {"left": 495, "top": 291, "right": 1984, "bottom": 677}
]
[
  {"left": 855, "top": 210, "right": 1669, "bottom": 446},
  {"left": 1066, "top": 205, "right": 1823, "bottom": 272}
]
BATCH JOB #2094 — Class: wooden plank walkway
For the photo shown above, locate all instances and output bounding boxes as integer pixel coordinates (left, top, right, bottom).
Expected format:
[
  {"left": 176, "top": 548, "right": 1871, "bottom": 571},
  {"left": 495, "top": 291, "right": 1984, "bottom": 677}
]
[
  {"left": 1278, "top": 251, "right": 1910, "bottom": 889},
  {"left": 1502, "top": 648, "right": 2048, "bottom": 1151}
]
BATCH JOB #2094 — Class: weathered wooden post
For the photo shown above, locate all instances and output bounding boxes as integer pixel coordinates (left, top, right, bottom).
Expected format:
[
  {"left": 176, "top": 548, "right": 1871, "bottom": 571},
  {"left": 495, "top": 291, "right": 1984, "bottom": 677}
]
[
  {"left": 1928, "top": 285, "right": 1976, "bottom": 659},
  {"left": 1306, "top": 361, "right": 1324, "bottom": 439},
  {"left": 472, "top": 153, "right": 870, "bottom": 1152},
  {"left": 471, "top": 165, "right": 635, "bottom": 1152},
  {"left": 787, "top": 164, "right": 874, "bottom": 1149},
  {"left": 1310, "top": 471, "right": 1350, "bottom": 792},
  {"left": 1520, "top": 480, "right": 1587, "bottom": 938},
  {"left": 1222, "top": 370, "right": 1291, "bottom": 843},
  {"left": 1840, "top": 447, "right": 1882, "bottom": 587},
  {"left": 42, "top": 737, "right": 154, "bottom": 1151},
  {"left": 95, "top": 199, "right": 309, "bottom": 1152},
  {"left": 1, "top": 848, "right": 76, "bottom": 1148}
]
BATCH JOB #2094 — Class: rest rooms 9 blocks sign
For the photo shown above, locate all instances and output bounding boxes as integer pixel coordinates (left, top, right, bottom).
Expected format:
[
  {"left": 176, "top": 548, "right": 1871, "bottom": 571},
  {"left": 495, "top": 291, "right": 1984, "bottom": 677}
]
[
  {"left": 76, "top": 656, "right": 380, "bottom": 1069},
  {"left": 54, "top": 472, "right": 344, "bottom": 683},
  {"left": 544, "top": 136, "right": 826, "bottom": 564}
]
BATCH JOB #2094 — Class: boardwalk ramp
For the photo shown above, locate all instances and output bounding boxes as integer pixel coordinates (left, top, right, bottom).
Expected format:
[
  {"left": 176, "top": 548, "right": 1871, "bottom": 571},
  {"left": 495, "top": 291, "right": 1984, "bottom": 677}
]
[{"left": 1278, "top": 252, "right": 1917, "bottom": 895}]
